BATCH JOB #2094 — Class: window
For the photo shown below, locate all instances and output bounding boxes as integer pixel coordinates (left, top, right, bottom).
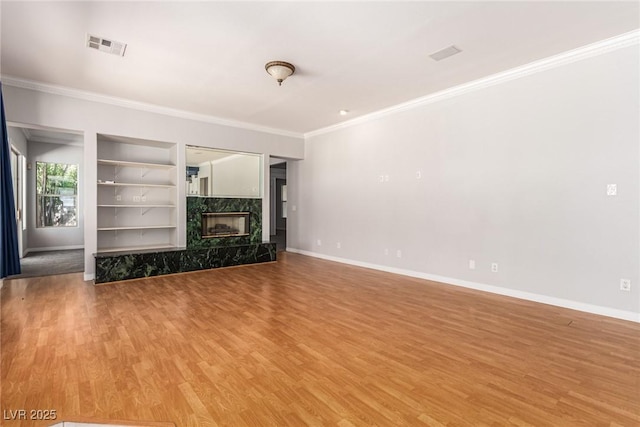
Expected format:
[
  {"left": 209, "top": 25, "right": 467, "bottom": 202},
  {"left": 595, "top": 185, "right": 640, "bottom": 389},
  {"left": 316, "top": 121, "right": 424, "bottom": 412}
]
[{"left": 36, "top": 162, "right": 78, "bottom": 228}]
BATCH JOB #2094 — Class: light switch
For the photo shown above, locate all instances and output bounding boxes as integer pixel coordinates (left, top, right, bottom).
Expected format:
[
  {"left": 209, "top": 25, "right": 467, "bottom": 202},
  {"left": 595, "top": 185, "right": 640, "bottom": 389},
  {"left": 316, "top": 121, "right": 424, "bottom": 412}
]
[{"left": 607, "top": 184, "right": 617, "bottom": 196}]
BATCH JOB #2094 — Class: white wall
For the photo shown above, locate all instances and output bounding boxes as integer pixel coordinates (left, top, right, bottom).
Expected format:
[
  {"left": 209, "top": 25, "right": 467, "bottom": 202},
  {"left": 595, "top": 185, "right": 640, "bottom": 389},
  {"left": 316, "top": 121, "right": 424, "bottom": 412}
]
[
  {"left": 27, "top": 141, "right": 84, "bottom": 251},
  {"left": 3, "top": 86, "right": 304, "bottom": 279},
  {"left": 289, "top": 44, "right": 639, "bottom": 320}
]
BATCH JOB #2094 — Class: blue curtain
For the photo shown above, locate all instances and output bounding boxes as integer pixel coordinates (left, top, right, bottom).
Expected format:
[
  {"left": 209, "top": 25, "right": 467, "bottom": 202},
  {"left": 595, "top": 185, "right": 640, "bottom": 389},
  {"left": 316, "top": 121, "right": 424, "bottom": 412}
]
[{"left": 0, "top": 82, "right": 21, "bottom": 278}]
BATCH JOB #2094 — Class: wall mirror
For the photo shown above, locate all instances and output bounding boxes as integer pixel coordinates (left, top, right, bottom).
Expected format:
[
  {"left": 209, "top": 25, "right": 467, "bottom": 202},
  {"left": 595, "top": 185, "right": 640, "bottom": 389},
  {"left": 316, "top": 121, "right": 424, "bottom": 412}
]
[{"left": 186, "top": 146, "right": 261, "bottom": 198}]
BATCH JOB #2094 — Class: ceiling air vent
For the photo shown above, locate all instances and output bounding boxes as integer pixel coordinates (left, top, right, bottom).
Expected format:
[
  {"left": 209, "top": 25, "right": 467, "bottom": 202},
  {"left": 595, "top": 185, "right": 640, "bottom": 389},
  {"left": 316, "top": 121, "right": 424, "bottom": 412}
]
[
  {"left": 86, "top": 34, "right": 127, "bottom": 57},
  {"left": 429, "top": 45, "right": 461, "bottom": 62}
]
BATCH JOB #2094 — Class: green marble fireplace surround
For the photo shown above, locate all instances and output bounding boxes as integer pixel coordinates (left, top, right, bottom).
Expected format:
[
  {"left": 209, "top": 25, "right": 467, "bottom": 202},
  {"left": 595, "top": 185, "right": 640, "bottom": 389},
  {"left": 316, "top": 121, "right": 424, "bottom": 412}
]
[
  {"left": 94, "top": 197, "right": 275, "bottom": 283},
  {"left": 186, "top": 197, "right": 262, "bottom": 247}
]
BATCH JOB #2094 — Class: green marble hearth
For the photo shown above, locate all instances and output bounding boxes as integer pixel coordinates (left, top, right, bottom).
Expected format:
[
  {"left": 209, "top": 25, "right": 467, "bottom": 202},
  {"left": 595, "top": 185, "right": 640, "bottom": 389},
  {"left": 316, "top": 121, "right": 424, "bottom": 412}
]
[{"left": 94, "top": 243, "right": 276, "bottom": 283}]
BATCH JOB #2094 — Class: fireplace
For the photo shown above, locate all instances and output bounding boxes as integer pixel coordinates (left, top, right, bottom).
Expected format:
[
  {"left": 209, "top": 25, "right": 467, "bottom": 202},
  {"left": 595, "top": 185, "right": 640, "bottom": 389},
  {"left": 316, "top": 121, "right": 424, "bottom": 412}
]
[{"left": 201, "top": 212, "right": 250, "bottom": 238}]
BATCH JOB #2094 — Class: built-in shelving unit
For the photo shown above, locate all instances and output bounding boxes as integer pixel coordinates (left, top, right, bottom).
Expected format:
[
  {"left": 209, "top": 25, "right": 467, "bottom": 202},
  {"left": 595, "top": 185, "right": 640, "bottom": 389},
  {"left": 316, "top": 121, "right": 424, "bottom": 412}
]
[{"left": 96, "top": 134, "right": 178, "bottom": 253}]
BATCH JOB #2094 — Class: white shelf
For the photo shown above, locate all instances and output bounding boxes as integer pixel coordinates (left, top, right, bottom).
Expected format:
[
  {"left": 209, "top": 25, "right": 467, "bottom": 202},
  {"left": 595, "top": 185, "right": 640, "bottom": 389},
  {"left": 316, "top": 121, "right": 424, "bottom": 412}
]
[
  {"left": 98, "top": 204, "right": 175, "bottom": 208},
  {"left": 98, "top": 159, "right": 175, "bottom": 169},
  {"left": 96, "top": 244, "right": 177, "bottom": 254},
  {"left": 98, "top": 225, "right": 176, "bottom": 231},
  {"left": 98, "top": 182, "right": 175, "bottom": 188}
]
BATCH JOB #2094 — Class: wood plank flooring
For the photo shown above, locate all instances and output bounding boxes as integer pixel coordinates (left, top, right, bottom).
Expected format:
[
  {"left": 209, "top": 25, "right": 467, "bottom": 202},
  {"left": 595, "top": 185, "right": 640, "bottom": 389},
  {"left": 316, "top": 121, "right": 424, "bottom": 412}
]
[{"left": 2, "top": 252, "right": 639, "bottom": 426}]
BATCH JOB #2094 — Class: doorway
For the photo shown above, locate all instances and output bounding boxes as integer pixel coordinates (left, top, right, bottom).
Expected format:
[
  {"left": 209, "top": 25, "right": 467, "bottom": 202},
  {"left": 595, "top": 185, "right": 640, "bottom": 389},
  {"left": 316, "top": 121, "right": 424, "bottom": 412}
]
[
  {"left": 7, "top": 125, "right": 85, "bottom": 278},
  {"left": 270, "top": 159, "right": 287, "bottom": 251},
  {"left": 199, "top": 177, "right": 209, "bottom": 196}
]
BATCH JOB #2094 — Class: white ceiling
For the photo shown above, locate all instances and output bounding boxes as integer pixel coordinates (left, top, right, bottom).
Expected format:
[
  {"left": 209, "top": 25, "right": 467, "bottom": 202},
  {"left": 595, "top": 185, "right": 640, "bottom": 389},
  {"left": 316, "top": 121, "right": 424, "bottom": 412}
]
[{"left": 1, "top": 1, "right": 638, "bottom": 135}]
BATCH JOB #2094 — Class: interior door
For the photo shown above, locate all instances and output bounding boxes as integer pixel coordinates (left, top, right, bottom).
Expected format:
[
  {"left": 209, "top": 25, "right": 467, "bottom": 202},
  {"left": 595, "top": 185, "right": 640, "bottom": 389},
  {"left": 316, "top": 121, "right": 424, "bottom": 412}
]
[{"left": 10, "top": 147, "right": 24, "bottom": 257}]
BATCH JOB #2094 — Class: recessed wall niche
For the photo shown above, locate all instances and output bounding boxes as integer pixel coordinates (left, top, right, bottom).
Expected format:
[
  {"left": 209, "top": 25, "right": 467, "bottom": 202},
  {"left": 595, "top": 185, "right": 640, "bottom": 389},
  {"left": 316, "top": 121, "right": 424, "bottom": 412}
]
[{"left": 186, "top": 146, "right": 261, "bottom": 198}]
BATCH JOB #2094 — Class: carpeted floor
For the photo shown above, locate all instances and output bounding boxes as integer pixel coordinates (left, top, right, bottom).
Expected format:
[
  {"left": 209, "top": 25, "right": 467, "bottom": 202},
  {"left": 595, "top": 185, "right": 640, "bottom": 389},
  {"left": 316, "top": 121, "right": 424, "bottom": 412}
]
[{"left": 9, "top": 249, "right": 84, "bottom": 279}]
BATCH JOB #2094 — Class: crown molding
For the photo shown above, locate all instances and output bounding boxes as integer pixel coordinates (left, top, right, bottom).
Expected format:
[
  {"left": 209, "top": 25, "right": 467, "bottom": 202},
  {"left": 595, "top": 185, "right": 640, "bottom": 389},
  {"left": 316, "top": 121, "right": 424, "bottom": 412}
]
[
  {"left": 1, "top": 76, "right": 304, "bottom": 140},
  {"left": 305, "top": 29, "right": 640, "bottom": 139}
]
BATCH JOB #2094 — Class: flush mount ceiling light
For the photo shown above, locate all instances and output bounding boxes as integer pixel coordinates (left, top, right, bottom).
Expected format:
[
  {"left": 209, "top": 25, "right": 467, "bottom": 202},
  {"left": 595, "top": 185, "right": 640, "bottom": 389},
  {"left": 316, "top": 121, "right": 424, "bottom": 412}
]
[{"left": 265, "top": 61, "right": 295, "bottom": 86}]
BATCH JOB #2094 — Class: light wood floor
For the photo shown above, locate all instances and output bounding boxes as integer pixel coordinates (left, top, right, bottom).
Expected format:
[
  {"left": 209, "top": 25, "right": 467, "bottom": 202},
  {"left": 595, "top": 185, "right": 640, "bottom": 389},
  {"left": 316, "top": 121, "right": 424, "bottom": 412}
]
[{"left": 2, "top": 253, "right": 639, "bottom": 426}]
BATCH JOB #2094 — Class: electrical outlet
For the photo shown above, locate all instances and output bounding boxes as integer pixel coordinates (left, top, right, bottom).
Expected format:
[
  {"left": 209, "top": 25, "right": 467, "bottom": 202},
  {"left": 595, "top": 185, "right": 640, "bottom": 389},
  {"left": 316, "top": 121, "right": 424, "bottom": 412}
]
[
  {"left": 133, "top": 196, "right": 141, "bottom": 202},
  {"left": 141, "top": 195, "right": 147, "bottom": 202},
  {"left": 469, "top": 259, "right": 476, "bottom": 270},
  {"left": 317, "top": 239, "right": 322, "bottom": 246},
  {"left": 336, "top": 242, "right": 341, "bottom": 249},
  {"left": 292, "top": 205, "right": 297, "bottom": 211},
  {"left": 115, "top": 195, "right": 122, "bottom": 201},
  {"left": 491, "top": 263, "right": 499, "bottom": 273},
  {"left": 416, "top": 171, "right": 422, "bottom": 179},
  {"left": 396, "top": 250, "right": 402, "bottom": 258},
  {"left": 620, "top": 279, "right": 631, "bottom": 292},
  {"left": 607, "top": 184, "right": 617, "bottom": 196},
  {"left": 384, "top": 175, "right": 390, "bottom": 182}
]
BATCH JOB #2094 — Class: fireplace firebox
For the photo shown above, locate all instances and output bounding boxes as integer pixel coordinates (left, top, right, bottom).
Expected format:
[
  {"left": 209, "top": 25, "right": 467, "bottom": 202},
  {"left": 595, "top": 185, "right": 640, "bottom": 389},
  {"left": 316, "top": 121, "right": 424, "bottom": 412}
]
[{"left": 202, "top": 212, "right": 250, "bottom": 238}]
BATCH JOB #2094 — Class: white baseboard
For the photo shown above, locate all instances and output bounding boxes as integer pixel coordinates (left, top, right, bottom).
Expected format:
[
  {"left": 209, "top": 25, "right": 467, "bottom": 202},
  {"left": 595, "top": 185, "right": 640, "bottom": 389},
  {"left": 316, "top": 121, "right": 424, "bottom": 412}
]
[
  {"left": 84, "top": 273, "right": 95, "bottom": 282},
  {"left": 25, "top": 245, "right": 84, "bottom": 254},
  {"left": 286, "top": 248, "right": 640, "bottom": 323}
]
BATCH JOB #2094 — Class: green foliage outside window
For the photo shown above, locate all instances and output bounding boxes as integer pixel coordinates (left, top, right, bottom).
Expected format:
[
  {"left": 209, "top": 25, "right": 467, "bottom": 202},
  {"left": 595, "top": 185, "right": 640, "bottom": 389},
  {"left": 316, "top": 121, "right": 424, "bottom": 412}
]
[{"left": 36, "top": 162, "right": 78, "bottom": 228}]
